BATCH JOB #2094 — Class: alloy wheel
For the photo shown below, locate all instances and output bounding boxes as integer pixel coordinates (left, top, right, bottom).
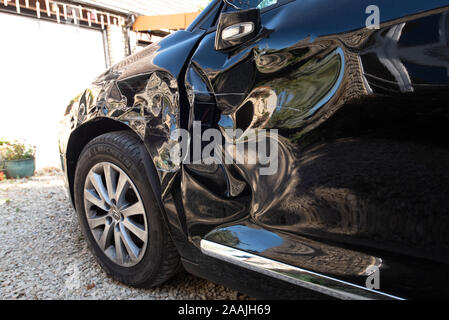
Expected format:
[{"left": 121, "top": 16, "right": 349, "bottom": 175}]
[{"left": 83, "top": 162, "right": 148, "bottom": 267}]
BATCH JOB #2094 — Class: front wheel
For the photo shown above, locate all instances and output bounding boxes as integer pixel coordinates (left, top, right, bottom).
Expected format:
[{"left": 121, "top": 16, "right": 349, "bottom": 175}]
[{"left": 73, "top": 131, "right": 180, "bottom": 287}]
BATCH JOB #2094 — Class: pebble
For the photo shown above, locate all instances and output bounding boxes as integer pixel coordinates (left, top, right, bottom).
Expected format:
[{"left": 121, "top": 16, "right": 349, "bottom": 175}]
[{"left": 0, "top": 172, "right": 251, "bottom": 300}]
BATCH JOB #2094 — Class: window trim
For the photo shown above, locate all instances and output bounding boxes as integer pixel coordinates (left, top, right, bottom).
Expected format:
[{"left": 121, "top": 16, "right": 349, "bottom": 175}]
[{"left": 187, "top": 0, "right": 224, "bottom": 32}]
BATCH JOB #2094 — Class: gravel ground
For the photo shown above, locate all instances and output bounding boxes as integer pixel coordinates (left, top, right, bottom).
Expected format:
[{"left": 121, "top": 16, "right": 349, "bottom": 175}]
[{"left": 0, "top": 171, "right": 250, "bottom": 300}]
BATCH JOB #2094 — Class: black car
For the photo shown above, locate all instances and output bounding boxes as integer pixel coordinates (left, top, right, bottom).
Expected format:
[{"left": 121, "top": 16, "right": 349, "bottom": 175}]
[{"left": 59, "top": 0, "right": 449, "bottom": 300}]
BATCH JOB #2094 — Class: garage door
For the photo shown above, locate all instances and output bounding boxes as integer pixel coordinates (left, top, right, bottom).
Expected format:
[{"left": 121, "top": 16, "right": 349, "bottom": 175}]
[{"left": 0, "top": 12, "right": 107, "bottom": 168}]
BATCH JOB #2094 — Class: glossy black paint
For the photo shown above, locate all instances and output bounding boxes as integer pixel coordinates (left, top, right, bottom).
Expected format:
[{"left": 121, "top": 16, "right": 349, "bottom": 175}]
[{"left": 60, "top": 0, "right": 449, "bottom": 299}]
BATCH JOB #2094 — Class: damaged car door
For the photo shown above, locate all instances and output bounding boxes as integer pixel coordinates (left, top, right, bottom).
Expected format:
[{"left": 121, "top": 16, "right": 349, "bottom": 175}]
[{"left": 182, "top": 0, "right": 449, "bottom": 299}]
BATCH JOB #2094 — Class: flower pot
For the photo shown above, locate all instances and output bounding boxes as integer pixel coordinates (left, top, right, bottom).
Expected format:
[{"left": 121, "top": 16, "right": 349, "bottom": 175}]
[{"left": 4, "top": 158, "right": 35, "bottom": 179}]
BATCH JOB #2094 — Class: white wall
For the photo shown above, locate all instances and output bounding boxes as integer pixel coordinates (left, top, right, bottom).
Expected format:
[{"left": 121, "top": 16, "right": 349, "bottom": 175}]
[{"left": 0, "top": 12, "right": 107, "bottom": 169}]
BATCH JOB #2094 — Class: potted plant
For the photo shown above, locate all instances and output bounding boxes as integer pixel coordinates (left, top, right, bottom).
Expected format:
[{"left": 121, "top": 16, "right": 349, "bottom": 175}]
[
  {"left": 0, "top": 139, "right": 7, "bottom": 181},
  {"left": 0, "top": 163, "right": 5, "bottom": 181},
  {"left": 0, "top": 140, "right": 36, "bottom": 179}
]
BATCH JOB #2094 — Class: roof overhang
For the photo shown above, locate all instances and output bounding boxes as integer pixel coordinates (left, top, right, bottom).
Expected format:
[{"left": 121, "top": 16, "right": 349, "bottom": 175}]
[{"left": 132, "top": 11, "right": 200, "bottom": 32}]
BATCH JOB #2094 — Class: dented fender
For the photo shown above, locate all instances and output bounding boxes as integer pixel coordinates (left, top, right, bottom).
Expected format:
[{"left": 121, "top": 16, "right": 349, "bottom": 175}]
[{"left": 59, "top": 31, "right": 202, "bottom": 196}]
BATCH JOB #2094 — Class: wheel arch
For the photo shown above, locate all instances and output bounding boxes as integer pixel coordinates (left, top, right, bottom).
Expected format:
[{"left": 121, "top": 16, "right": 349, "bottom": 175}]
[
  {"left": 66, "top": 118, "right": 180, "bottom": 257},
  {"left": 66, "top": 118, "right": 141, "bottom": 208}
]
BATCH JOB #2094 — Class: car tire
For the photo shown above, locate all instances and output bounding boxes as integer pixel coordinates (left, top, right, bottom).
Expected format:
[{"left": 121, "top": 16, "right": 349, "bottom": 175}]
[{"left": 74, "top": 131, "right": 181, "bottom": 288}]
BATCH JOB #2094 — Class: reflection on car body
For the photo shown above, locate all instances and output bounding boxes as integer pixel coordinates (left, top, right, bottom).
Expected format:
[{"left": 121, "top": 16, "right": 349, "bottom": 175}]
[{"left": 59, "top": 0, "right": 449, "bottom": 299}]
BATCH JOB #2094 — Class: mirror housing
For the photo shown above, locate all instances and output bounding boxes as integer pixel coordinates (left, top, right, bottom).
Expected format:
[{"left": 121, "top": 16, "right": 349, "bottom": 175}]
[{"left": 215, "top": 8, "right": 261, "bottom": 51}]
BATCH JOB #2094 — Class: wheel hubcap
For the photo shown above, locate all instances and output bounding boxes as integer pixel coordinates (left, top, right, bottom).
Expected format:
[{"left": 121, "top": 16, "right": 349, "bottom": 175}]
[
  {"left": 83, "top": 162, "right": 148, "bottom": 267},
  {"left": 110, "top": 206, "right": 121, "bottom": 221}
]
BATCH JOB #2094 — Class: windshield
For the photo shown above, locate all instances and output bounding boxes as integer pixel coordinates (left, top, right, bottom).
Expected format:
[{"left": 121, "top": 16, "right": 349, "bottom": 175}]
[
  {"left": 187, "top": 0, "right": 222, "bottom": 31},
  {"left": 224, "top": 0, "right": 279, "bottom": 10}
]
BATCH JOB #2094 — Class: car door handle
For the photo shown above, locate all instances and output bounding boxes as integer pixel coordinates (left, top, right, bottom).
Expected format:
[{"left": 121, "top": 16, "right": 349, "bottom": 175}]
[{"left": 221, "top": 22, "right": 255, "bottom": 41}]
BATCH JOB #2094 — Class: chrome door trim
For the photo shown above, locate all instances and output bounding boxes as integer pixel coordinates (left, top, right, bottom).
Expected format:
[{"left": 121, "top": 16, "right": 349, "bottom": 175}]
[
  {"left": 221, "top": 22, "right": 255, "bottom": 41},
  {"left": 200, "top": 240, "right": 404, "bottom": 300}
]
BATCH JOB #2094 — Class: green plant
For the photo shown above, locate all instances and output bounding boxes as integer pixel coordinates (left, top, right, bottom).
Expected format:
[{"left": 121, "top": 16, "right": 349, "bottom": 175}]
[
  {"left": 0, "top": 139, "right": 7, "bottom": 171},
  {"left": 0, "top": 141, "right": 36, "bottom": 161}
]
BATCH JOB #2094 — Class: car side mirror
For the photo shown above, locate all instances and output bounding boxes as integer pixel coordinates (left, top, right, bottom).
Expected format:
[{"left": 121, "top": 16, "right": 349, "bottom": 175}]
[{"left": 215, "top": 8, "right": 261, "bottom": 51}]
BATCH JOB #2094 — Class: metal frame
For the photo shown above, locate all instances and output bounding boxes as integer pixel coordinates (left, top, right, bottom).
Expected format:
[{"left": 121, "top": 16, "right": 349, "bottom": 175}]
[{"left": 201, "top": 239, "right": 405, "bottom": 300}]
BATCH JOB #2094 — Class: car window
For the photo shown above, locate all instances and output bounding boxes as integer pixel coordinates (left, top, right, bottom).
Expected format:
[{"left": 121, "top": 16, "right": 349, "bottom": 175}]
[
  {"left": 224, "top": 0, "right": 279, "bottom": 11},
  {"left": 257, "top": 0, "right": 279, "bottom": 9},
  {"left": 188, "top": 0, "right": 223, "bottom": 31}
]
